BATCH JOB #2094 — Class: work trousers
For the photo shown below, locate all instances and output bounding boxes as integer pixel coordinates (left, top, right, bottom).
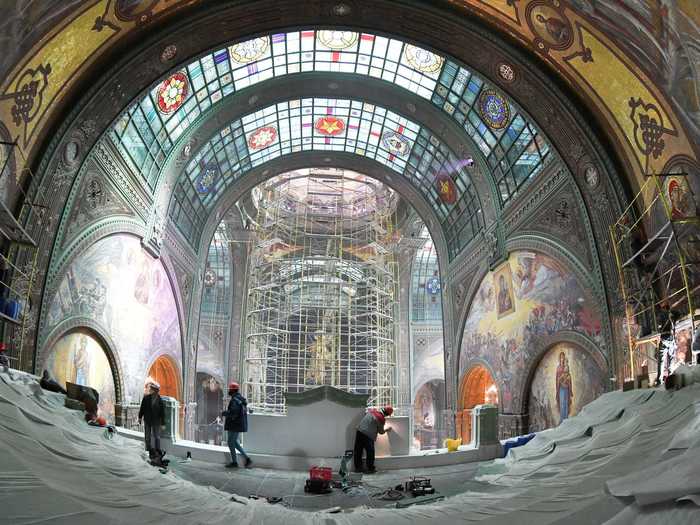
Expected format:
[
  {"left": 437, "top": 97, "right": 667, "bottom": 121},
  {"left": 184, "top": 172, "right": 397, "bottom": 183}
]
[
  {"left": 227, "top": 431, "right": 249, "bottom": 465},
  {"left": 353, "top": 430, "right": 375, "bottom": 471},
  {"left": 144, "top": 423, "right": 161, "bottom": 452}
]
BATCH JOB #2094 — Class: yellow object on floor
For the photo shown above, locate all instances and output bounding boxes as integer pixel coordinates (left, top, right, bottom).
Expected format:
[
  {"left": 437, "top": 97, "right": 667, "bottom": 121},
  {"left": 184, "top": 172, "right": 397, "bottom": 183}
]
[{"left": 445, "top": 438, "right": 462, "bottom": 452}]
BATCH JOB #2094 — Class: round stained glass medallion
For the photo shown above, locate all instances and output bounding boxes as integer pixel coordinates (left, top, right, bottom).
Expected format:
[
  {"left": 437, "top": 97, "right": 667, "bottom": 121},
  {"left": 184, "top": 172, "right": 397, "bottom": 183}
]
[
  {"left": 315, "top": 116, "right": 345, "bottom": 136},
  {"left": 381, "top": 131, "right": 410, "bottom": 157},
  {"left": 195, "top": 161, "right": 218, "bottom": 194},
  {"left": 403, "top": 44, "right": 444, "bottom": 73},
  {"left": 317, "top": 30, "right": 359, "bottom": 49},
  {"left": 436, "top": 174, "right": 458, "bottom": 204},
  {"left": 478, "top": 89, "right": 511, "bottom": 130},
  {"left": 247, "top": 126, "right": 278, "bottom": 150},
  {"left": 229, "top": 37, "right": 270, "bottom": 64},
  {"left": 426, "top": 276, "right": 441, "bottom": 295},
  {"left": 156, "top": 72, "right": 189, "bottom": 114}
]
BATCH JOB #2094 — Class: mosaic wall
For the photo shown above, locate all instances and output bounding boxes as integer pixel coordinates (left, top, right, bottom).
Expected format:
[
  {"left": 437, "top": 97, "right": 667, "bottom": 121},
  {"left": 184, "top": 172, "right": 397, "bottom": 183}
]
[
  {"left": 45, "top": 330, "right": 116, "bottom": 420},
  {"left": 46, "top": 234, "right": 182, "bottom": 403},
  {"left": 527, "top": 342, "right": 606, "bottom": 432},
  {"left": 570, "top": 0, "right": 700, "bottom": 142},
  {"left": 459, "top": 251, "right": 604, "bottom": 414}
]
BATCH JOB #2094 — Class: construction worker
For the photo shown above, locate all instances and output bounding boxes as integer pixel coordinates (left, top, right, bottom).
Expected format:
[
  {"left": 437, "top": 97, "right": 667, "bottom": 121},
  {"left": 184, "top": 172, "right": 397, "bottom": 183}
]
[
  {"left": 222, "top": 382, "right": 252, "bottom": 468},
  {"left": 354, "top": 406, "right": 393, "bottom": 474},
  {"left": 138, "top": 381, "right": 166, "bottom": 464}
]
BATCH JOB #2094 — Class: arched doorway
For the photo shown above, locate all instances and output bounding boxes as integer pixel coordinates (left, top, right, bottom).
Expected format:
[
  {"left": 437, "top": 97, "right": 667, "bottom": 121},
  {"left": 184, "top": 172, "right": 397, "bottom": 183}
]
[
  {"left": 457, "top": 365, "right": 498, "bottom": 444},
  {"left": 146, "top": 355, "right": 181, "bottom": 401},
  {"left": 413, "top": 379, "right": 445, "bottom": 451},
  {"left": 195, "top": 373, "right": 224, "bottom": 445}
]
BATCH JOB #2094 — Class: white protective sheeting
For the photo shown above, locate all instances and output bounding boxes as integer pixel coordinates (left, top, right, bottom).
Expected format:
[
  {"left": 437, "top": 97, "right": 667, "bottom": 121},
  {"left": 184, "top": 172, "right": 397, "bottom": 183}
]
[{"left": 1, "top": 367, "right": 700, "bottom": 524}]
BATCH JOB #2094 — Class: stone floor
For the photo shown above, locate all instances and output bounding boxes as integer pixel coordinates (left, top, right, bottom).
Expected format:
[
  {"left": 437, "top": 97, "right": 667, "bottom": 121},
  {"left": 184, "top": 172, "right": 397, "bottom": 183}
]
[{"left": 167, "top": 456, "right": 489, "bottom": 512}]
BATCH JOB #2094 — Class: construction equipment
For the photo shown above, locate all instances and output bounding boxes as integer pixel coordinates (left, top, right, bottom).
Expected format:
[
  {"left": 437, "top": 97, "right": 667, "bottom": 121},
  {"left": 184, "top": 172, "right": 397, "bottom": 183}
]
[{"left": 405, "top": 476, "right": 435, "bottom": 497}]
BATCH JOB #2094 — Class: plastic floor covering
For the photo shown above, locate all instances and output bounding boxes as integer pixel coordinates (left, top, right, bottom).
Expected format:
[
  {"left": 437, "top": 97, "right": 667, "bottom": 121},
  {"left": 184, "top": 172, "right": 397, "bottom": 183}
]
[{"left": 1, "top": 367, "right": 700, "bottom": 524}]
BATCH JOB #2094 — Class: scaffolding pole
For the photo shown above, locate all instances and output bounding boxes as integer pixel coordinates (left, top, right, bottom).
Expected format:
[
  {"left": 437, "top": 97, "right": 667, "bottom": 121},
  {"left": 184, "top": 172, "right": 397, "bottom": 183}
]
[{"left": 242, "top": 171, "right": 399, "bottom": 413}]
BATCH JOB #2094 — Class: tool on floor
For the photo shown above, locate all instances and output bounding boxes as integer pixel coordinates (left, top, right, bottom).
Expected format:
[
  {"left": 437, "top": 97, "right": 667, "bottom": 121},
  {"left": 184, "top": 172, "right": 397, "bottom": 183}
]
[
  {"left": 404, "top": 476, "right": 435, "bottom": 497},
  {"left": 338, "top": 449, "right": 353, "bottom": 479}
]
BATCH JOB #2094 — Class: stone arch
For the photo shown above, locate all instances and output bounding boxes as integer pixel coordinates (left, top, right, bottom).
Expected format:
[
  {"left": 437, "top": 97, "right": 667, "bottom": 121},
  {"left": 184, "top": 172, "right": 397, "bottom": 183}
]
[
  {"left": 40, "top": 320, "right": 123, "bottom": 422},
  {"left": 456, "top": 361, "right": 499, "bottom": 444},
  {"left": 146, "top": 354, "right": 182, "bottom": 402},
  {"left": 194, "top": 371, "right": 225, "bottom": 445},
  {"left": 413, "top": 379, "right": 445, "bottom": 450},
  {"left": 41, "top": 318, "right": 125, "bottom": 406}
]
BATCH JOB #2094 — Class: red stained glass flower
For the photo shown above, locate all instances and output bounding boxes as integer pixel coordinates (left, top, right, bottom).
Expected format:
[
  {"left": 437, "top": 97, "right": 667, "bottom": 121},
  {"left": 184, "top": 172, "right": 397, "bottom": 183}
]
[{"left": 156, "top": 72, "right": 189, "bottom": 114}]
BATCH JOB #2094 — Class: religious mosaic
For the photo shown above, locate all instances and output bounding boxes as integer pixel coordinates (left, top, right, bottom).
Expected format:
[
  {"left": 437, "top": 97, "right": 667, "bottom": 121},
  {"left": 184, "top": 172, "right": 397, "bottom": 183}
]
[
  {"left": 528, "top": 342, "right": 606, "bottom": 432},
  {"left": 459, "top": 251, "right": 603, "bottom": 414},
  {"left": 666, "top": 175, "right": 696, "bottom": 220},
  {"left": 46, "top": 235, "right": 182, "bottom": 403},
  {"left": 45, "top": 330, "right": 116, "bottom": 421}
]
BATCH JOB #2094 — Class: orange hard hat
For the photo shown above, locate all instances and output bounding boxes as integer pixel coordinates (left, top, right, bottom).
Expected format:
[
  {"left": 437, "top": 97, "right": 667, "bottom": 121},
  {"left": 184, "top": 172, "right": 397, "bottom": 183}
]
[
  {"left": 228, "top": 382, "right": 240, "bottom": 391},
  {"left": 383, "top": 406, "right": 394, "bottom": 416}
]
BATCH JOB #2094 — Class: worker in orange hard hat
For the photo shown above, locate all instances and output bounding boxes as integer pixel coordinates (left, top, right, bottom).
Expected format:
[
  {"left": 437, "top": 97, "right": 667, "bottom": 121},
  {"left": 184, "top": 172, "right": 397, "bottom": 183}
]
[
  {"left": 354, "top": 406, "right": 393, "bottom": 474},
  {"left": 221, "top": 381, "right": 252, "bottom": 469}
]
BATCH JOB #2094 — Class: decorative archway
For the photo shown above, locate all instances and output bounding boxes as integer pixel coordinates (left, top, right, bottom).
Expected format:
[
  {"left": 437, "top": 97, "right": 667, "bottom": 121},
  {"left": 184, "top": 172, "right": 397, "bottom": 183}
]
[
  {"left": 195, "top": 372, "right": 224, "bottom": 445},
  {"left": 457, "top": 364, "right": 498, "bottom": 444},
  {"left": 146, "top": 354, "right": 182, "bottom": 401},
  {"left": 413, "top": 379, "right": 445, "bottom": 450}
]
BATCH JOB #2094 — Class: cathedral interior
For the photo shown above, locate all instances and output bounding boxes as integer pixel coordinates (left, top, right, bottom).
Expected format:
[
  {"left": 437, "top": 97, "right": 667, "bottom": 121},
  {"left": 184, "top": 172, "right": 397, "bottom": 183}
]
[{"left": 0, "top": 1, "right": 699, "bottom": 523}]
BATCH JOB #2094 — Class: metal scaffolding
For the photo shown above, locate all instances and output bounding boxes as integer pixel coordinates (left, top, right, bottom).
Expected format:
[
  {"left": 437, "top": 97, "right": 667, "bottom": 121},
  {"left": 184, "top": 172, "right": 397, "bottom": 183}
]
[
  {"left": 242, "top": 169, "right": 399, "bottom": 413},
  {"left": 610, "top": 172, "right": 699, "bottom": 382}
]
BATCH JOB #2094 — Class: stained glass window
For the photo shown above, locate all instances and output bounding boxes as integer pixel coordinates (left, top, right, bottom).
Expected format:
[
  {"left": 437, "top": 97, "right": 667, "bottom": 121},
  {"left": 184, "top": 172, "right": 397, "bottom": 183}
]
[
  {"left": 411, "top": 228, "right": 442, "bottom": 322},
  {"left": 110, "top": 29, "right": 552, "bottom": 213},
  {"left": 169, "top": 98, "right": 482, "bottom": 249},
  {"left": 432, "top": 61, "right": 551, "bottom": 205}
]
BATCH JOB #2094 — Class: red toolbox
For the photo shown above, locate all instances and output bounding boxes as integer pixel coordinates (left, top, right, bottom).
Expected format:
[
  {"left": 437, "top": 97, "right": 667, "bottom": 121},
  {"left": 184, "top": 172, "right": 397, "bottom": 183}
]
[{"left": 309, "top": 466, "right": 333, "bottom": 481}]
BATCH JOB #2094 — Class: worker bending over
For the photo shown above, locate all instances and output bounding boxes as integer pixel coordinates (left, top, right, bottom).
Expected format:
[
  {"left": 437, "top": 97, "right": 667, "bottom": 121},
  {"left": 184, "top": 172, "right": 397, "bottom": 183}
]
[{"left": 354, "top": 405, "right": 393, "bottom": 473}]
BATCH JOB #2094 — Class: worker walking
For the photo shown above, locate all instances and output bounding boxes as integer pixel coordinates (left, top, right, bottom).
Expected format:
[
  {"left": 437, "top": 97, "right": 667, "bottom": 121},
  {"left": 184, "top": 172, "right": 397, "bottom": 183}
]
[
  {"left": 354, "top": 406, "right": 393, "bottom": 474},
  {"left": 138, "top": 382, "right": 165, "bottom": 463},
  {"left": 222, "top": 382, "right": 252, "bottom": 468}
]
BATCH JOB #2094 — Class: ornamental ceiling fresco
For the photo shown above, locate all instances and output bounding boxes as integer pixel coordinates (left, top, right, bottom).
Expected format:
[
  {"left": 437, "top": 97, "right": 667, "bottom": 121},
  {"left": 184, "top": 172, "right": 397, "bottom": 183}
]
[{"left": 0, "top": 0, "right": 696, "bottom": 210}]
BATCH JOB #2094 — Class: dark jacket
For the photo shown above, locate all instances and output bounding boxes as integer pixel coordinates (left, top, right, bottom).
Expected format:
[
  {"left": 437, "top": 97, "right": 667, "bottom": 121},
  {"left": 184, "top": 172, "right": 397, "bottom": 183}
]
[
  {"left": 139, "top": 393, "right": 165, "bottom": 426},
  {"left": 223, "top": 392, "right": 248, "bottom": 432}
]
